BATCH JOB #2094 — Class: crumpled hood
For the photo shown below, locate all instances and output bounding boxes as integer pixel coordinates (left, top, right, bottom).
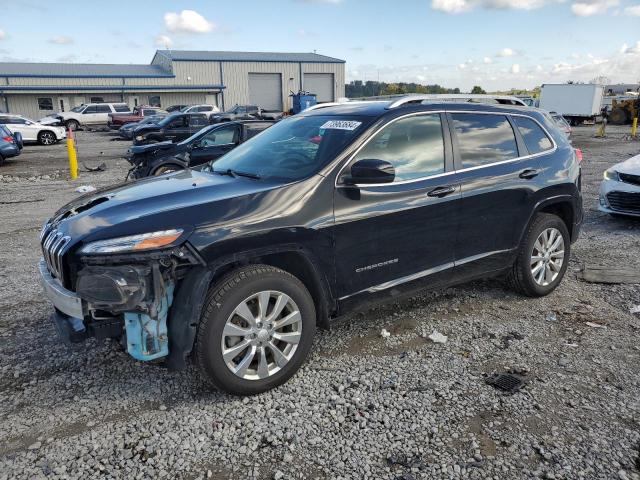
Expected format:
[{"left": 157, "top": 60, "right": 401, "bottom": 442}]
[
  {"left": 50, "top": 169, "right": 281, "bottom": 247},
  {"left": 129, "top": 141, "right": 174, "bottom": 155},
  {"left": 614, "top": 153, "right": 640, "bottom": 175}
]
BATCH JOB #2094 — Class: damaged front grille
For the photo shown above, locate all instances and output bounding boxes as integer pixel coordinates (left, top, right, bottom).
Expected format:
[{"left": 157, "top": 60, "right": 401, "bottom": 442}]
[{"left": 41, "top": 227, "right": 71, "bottom": 285}]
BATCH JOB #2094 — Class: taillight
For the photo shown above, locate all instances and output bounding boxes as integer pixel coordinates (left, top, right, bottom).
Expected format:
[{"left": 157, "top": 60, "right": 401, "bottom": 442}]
[
  {"left": 575, "top": 148, "right": 583, "bottom": 164},
  {"left": 2, "top": 136, "right": 13, "bottom": 143}
]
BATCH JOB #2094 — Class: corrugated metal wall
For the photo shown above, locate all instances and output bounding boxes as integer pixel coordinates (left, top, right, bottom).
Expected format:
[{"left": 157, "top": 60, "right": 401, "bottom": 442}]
[{"left": 1, "top": 58, "right": 345, "bottom": 117}]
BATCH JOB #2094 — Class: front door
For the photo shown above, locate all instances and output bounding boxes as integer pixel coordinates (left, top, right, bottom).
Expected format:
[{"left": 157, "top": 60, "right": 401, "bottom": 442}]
[
  {"left": 190, "top": 124, "right": 240, "bottom": 167},
  {"left": 332, "top": 113, "right": 459, "bottom": 301},
  {"left": 448, "top": 112, "right": 546, "bottom": 276}
]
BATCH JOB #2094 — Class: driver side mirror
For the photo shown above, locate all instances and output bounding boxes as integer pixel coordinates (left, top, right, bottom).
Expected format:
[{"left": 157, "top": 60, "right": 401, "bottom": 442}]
[{"left": 344, "top": 159, "right": 395, "bottom": 185}]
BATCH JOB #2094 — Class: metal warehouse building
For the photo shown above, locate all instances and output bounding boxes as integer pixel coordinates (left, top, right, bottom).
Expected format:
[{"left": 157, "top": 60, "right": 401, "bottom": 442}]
[{"left": 0, "top": 50, "right": 346, "bottom": 120}]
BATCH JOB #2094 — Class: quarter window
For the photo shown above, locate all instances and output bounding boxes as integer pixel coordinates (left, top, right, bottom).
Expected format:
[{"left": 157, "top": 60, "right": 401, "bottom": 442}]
[
  {"left": 353, "top": 114, "right": 445, "bottom": 182},
  {"left": 513, "top": 116, "right": 553, "bottom": 154},
  {"left": 451, "top": 113, "right": 518, "bottom": 168},
  {"left": 37, "top": 98, "right": 54, "bottom": 111}
]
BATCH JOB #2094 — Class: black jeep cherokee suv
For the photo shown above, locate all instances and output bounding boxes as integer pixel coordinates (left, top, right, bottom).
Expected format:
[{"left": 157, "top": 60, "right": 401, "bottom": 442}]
[{"left": 39, "top": 99, "right": 583, "bottom": 395}]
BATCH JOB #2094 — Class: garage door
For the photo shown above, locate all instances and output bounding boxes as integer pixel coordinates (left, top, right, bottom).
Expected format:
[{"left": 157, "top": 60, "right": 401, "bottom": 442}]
[
  {"left": 248, "top": 73, "right": 282, "bottom": 110},
  {"left": 304, "top": 73, "right": 335, "bottom": 103}
]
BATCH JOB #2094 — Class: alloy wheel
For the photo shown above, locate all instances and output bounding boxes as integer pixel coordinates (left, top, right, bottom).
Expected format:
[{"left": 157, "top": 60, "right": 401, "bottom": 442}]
[
  {"left": 40, "top": 132, "right": 55, "bottom": 145},
  {"left": 221, "top": 290, "right": 302, "bottom": 380},
  {"left": 530, "top": 227, "right": 565, "bottom": 286}
]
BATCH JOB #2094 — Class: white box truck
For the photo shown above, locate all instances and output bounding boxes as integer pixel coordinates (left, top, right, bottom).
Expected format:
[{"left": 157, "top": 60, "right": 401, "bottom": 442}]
[{"left": 539, "top": 84, "right": 604, "bottom": 126}]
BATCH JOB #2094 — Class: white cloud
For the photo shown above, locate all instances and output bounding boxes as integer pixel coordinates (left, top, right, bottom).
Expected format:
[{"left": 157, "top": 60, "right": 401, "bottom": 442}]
[
  {"left": 510, "top": 64, "right": 521, "bottom": 73},
  {"left": 432, "top": 0, "right": 472, "bottom": 13},
  {"left": 458, "top": 63, "right": 467, "bottom": 70},
  {"left": 622, "top": 41, "right": 640, "bottom": 54},
  {"left": 483, "top": 56, "right": 493, "bottom": 64},
  {"left": 571, "top": 0, "right": 618, "bottom": 15},
  {"left": 497, "top": 47, "right": 517, "bottom": 57},
  {"left": 432, "top": 0, "right": 557, "bottom": 12},
  {"left": 0, "top": 29, "right": 5, "bottom": 41},
  {"left": 416, "top": 74, "right": 427, "bottom": 81},
  {"left": 49, "top": 35, "right": 73, "bottom": 45},
  {"left": 164, "top": 10, "right": 215, "bottom": 34},
  {"left": 155, "top": 34, "right": 173, "bottom": 48},
  {"left": 624, "top": 4, "right": 640, "bottom": 15}
]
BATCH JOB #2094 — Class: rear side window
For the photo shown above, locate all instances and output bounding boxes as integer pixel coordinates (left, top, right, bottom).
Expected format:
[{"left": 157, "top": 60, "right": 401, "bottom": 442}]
[
  {"left": 451, "top": 113, "right": 518, "bottom": 168},
  {"left": 513, "top": 116, "right": 553, "bottom": 154},
  {"left": 114, "top": 105, "right": 130, "bottom": 112},
  {"left": 95, "top": 105, "right": 111, "bottom": 113},
  {"left": 190, "top": 115, "right": 208, "bottom": 127},
  {"left": 354, "top": 114, "right": 445, "bottom": 182}
]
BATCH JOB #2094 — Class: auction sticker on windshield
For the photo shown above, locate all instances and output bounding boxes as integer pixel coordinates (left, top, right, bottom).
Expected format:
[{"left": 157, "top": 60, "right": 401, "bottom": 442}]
[{"left": 320, "top": 120, "right": 362, "bottom": 131}]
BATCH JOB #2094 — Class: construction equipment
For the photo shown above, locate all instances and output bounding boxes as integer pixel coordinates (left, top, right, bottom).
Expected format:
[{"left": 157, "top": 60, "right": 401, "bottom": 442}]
[{"left": 609, "top": 97, "right": 639, "bottom": 125}]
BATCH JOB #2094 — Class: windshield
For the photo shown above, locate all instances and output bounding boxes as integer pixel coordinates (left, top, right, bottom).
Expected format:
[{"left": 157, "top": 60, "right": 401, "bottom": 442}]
[
  {"left": 70, "top": 105, "right": 85, "bottom": 113},
  {"left": 210, "top": 115, "right": 371, "bottom": 181}
]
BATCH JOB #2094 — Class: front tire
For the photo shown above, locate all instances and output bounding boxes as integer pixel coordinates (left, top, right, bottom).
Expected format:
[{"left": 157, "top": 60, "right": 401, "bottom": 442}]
[
  {"left": 196, "top": 265, "right": 316, "bottom": 395},
  {"left": 38, "top": 130, "right": 57, "bottom": 145},
  {"left": 153, "top": 164, "right": 183, "bottom": 176},
  {"left": 507, "top": 213, "right": 570, "bottom": 297}
]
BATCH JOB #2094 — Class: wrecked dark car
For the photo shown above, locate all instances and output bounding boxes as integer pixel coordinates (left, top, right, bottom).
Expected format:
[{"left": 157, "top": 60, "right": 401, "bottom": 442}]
[
  {"left": 125, "top": 120, "right": 274, "bottom": 179},
  {"left": 39, "top": 100, "right": 582, "bottom": 395}
]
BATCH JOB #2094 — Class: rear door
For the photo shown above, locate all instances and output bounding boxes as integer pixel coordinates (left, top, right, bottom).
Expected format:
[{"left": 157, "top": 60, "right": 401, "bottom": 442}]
[
  {"left": 94, "top": 104, "right": 112, "bottom": 124},
  {"left": 187, "top": 114, "right": 209, "bottom": 138},
  {"left": 333, "top": 112, "right": 460, "bottom": 301},
  {"left": 448, "top": 111, "right": 547, "bottom": 277},
  {"left": 190, "top": 124, "right": 240, "bottom": 166}
]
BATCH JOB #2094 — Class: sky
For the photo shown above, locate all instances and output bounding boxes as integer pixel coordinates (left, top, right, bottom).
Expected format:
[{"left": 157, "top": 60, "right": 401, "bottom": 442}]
[{"left": 0, "top": 0, "right": 639, "bottom": 91}]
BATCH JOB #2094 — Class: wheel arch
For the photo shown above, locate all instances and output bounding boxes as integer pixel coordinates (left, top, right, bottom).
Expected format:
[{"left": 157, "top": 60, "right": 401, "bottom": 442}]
[
  {"left": 152, "top": 160, "right": 187, "bottom": 175},
  {"left": 526, "top": 195, "right": 578, "bottom": 243},
  {"left": 165, "top": 244, "right": 334, "bottom": 371}
]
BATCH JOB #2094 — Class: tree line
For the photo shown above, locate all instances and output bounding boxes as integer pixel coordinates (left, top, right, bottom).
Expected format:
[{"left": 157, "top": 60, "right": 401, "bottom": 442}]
[{"left": 345, "top": 81, "right": 489, "bottom": 98}]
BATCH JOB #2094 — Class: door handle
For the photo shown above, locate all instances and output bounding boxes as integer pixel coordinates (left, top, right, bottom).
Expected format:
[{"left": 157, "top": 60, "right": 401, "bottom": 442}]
[
  {"left": 427, "top": 185, "right": 456, "bottom": 198},
  {"left": 519, "top": 169, "right": 540, "bottom": 179}
]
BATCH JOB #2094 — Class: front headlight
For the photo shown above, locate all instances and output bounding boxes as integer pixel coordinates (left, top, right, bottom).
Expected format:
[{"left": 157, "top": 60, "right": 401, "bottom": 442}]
[
  {"left": 135, "top": 135, "right": 144, "bottom": 141},
  {"left": 603, "top": 170, "right": 619, "bottom": 181},
  {"left": 80, "top": 229, "right": 183, "bottom": 254}
]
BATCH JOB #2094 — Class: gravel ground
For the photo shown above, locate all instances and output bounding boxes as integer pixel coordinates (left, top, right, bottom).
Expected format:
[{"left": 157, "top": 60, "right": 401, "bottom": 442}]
[{"left": 0, "top": 126, "right": 639, "bottom": 480}]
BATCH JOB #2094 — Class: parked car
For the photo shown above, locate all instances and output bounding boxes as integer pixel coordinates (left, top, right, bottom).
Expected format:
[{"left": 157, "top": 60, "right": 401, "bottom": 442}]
[
  {"left": 117, "top": 115, "right": 167, "bottom": 141},
  {"left": 166, "top": 105, "right": 188, "bottom": 113},
  {"left": 0, "top": 124, "right": 23, "bottom": 164},
  {"left": 181, "top": 104, "right": 220, "bottom": 117},
  {"left": 599, "top": 153, "right": 640, "bottom": 218},
  {"left": 126, "top": 120, "right": 274, "bottom": 178},
  {"left": 108, "top": 106, "right": 168, "bottom": 129},
  {"left": 0, "top": 114, "right": 66, "bottom": 145},
  {"left": 40, "top": 103, "right": 131, "bottom": 131},
  {"left": 132, "top": 113, "right": 209, "bottom": 145},
  {"left": 550, "top": 113, "right": 572, "bottom": 138},
  {"left": 210, "top": 105, "right": 284, "bottom": 123},
  {"left": 38, "top": 100, "right": 583, "bottom": 395}
]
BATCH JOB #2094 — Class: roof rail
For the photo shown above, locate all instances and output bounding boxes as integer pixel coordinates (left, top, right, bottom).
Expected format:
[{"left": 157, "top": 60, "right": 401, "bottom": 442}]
[
  {"left": 387, "top": 94, "right": 528, "bottom": 109},
  {"left": 302, "top": 99, "right": 386, "bottom": 112}
]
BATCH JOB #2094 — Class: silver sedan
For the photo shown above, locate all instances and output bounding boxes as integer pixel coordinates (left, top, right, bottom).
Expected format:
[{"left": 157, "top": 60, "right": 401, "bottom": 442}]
[{"left": 599, "top": 153, "right": 640, "bottom": 218}]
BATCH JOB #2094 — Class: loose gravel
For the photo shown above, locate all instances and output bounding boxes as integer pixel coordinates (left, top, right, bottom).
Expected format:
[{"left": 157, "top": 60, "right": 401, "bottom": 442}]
[{"left": 0, "top": 126, "right": 639, "bottom": 479}]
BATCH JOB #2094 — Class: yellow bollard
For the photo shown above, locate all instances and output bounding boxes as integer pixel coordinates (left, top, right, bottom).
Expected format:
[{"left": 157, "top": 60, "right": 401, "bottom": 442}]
[
  {"left": 66, "top": 128, "right": 78, "bottom": 180},
  {"left": 632, "top": 117, "right": 638, "bottom": 138}
]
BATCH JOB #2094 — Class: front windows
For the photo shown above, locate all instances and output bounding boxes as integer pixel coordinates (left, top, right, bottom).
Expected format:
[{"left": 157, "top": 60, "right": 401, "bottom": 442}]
[
  {"left": 450, "top": 113, "right": 518, "bottom": 168},
  {"left": 352, "top": 114, "right": 445, "bottom": 182},
  {"left": 200, "top": 126, "right": 238, "bottom": 146}
]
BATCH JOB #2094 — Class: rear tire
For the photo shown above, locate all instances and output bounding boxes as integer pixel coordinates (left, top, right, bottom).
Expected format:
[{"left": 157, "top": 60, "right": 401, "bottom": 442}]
[
  {"left": 65, "top": 120, "right": 79, "bottom": 131},
  {"left": 195, "top": 265, "right": 316, "bottom": 395},
  {"left": 507, "top": 213, "right": 570, "bottom": 297},
  {"left": 38, "top": 130, "right": 57, "bottom": 145}
]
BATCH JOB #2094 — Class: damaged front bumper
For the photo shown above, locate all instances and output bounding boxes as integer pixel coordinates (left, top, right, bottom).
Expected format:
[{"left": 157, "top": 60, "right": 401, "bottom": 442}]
[{"left": 38, "top": 252, "right": 187, "bottom": 362}]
